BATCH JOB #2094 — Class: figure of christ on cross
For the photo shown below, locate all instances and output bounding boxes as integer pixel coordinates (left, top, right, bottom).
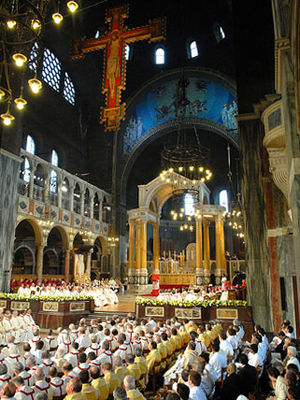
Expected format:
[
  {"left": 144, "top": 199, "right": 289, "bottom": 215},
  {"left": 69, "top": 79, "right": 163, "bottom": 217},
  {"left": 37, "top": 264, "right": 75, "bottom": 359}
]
[{"left": 71, "top": 4, "right": 166, "bottom": 131}]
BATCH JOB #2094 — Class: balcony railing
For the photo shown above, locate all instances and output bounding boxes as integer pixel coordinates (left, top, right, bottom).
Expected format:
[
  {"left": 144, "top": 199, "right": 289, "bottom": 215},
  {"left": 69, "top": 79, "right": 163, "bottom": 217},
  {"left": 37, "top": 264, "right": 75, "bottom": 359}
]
[{"left": 17, "top": 149, "right": 112, "bottom": 236}]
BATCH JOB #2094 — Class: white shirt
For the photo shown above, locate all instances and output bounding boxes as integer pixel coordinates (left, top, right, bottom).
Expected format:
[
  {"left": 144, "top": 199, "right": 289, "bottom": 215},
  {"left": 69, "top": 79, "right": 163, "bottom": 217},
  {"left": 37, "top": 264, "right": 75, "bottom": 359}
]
[
  {"left": 189, "top": 385, "right": 207, "bottom": 400},
  {"left": 220, "top": 339, "right": 234, "bottom": 357},
  {"left": 209, "top": 352, "right": 227, "bottom": 382},
  {"left": 15, "top": 385, "right": 35, "bottom": 400}
]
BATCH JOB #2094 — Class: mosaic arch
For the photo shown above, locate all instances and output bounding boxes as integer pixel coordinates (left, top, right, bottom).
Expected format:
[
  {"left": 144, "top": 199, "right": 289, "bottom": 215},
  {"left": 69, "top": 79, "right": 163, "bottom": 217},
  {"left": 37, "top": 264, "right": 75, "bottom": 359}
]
[
  {"left": 121, "top": 68, "right": 238, "bottom": 156},
  {"left": 118, "top": 68, "right": 238, "bottom": 205}
]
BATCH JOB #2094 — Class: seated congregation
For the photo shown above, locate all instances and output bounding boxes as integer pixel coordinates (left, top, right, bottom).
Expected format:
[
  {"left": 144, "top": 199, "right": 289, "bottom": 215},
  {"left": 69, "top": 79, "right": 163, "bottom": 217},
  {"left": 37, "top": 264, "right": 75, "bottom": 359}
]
[{"left": 0, "top": 309, "right": 298, "bottom": 400}]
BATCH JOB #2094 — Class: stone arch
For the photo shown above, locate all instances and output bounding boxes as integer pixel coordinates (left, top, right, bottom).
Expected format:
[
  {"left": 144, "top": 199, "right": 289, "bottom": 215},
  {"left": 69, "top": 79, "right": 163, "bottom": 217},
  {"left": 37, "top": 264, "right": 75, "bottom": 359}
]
[
  {"left": 13, "top": 245, "right": 36, "bottom": 275},
  {"left": 16, "top": 217, "right": 43, "bottom": 246},
  {"left": 118, "top": 67, "right": 238, "bottom": 206},
  {"left": 94, "top": 235, "right": 109, "bottom": 255},
  {"left": 49, "top": 225, "right": 70, "bottom": 250}
]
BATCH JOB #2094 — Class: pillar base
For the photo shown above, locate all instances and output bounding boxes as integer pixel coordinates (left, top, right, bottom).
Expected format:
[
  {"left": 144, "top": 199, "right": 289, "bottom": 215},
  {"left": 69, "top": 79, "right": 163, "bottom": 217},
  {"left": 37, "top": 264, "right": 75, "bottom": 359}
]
[
  {"left": 214, "top": 269, "right": 224, "bottom": 286},
  {"left": 128, "top": 268, "right": 148, "bottom": 285}
]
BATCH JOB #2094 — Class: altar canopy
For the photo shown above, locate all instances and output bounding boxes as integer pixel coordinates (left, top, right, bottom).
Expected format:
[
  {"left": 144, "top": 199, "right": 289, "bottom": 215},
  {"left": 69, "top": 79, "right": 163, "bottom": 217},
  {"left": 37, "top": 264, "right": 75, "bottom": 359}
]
[{"left": 127, "top": 170, "right": 226, "bottom": 288}]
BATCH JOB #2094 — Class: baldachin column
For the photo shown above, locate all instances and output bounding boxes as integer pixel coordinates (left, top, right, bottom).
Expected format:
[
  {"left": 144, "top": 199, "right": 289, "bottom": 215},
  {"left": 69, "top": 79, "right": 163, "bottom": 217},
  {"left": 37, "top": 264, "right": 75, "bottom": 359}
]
[
  {"left": 195, "top": 217, "right": 203, "bottom": 285},
  {"left": 203, "top": 220, "right": 210, "bottom": 284},
  {"left": 152, "top": 223, "right": 159, "bottom": 275},
  {"left": 215, "top": 214, "right": 226, "bottom": 285},
  {"left": 36, "top": 244, "right": 44, "bottom": 282}
]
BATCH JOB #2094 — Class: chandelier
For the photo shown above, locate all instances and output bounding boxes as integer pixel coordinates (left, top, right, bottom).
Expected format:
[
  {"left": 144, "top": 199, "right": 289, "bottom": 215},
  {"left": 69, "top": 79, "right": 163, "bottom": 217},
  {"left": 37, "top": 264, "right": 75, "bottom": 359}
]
[
  {"left": 225, "top": 193, "right": 244, "bottom": 238},
  {"left": 0, "top": 0, "right": 79, "bottom": 126},
  {"left": 224, "top": 144, "right": 244, "bottom": 238}
]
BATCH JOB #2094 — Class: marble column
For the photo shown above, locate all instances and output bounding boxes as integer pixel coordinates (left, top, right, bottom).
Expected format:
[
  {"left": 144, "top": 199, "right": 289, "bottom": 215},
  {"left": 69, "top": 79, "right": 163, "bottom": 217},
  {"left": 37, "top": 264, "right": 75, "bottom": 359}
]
[
  {"left": 70, "top": 185, "right": 74, "bottom": 213},
  {"left": 203, "top": 221, "right": 210, "bottom": 283},
  {"left": 128, "top": 222, "right": 135, "bottom": 271},
  {"left": 195, "top": 218, "right": 203, "bottom": 285},
  {"left": 86, "top": 249, "right": 93, "bottom": 277},
  {"left": 36, "top": 244, "right": 44, "bottom": 282},
  {"left": 282, "top": 54, "right": 300, "bottom": 335},
  {"left": 237, "top": 116, "right": 273, "bottom": 331},
  {"left": 0, "top": 150, "right": 22, "bottom": 292},
  {"left": 64, "top": 249, "right": 70, "bottom": 283},
  {"left": 90, "top": 192, "right": 94, "bottom": 220},
  {"left": 152, "top": 223, "right": 159, "bottom": 275},
  {"left": 29, "top": 167, "right": 35, "bottom": 199},
  {"left": 139, "top": 221, "right": 148, "bottom": 284}
]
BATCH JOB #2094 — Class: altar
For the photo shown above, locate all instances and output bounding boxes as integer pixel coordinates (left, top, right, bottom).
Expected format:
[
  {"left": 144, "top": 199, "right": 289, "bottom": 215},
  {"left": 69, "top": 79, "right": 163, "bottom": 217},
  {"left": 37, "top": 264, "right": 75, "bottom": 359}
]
[
  {"left": 0, "top": 295, "right": 94, "bottom": 329},
  {"left": 159, "top": 273, "right": 195, "bottom": 287},
  {"left": 135, "top": 297, "right": 253, "bottom": 340}
]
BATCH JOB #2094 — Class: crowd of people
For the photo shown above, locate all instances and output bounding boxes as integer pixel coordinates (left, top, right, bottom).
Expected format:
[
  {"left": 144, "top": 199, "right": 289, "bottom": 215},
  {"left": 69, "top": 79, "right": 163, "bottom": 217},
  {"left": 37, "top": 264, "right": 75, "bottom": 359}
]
[
  {"left": 10, "top": 279, "right": 119, "bottom": 307},
  {"left": 0, "top": 305, "right": 298, "bottom": 400}
]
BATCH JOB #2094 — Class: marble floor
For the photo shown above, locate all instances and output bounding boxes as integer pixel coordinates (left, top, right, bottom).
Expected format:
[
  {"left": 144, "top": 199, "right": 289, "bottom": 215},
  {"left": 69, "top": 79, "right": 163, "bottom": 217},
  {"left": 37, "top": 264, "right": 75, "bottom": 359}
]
[{"left": 94, "top": 293, "right": 136, "bottom": 313}]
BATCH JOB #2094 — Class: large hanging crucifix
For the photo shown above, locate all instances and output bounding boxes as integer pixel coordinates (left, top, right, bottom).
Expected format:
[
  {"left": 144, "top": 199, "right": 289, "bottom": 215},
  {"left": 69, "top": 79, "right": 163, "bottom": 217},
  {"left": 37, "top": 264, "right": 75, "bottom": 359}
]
[{"left": 71, "top": 4, "right": 166, "bottom": 131}]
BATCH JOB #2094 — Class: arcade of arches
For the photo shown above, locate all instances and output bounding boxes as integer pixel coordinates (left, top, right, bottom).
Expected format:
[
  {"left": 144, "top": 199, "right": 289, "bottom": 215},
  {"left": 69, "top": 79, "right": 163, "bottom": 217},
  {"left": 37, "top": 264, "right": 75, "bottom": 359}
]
[
  {"left": 1, "top": 0, "right": 300, "bottom": 337},
  {"left": 12, "top": 218, "right": 111, "bottom": 283}
]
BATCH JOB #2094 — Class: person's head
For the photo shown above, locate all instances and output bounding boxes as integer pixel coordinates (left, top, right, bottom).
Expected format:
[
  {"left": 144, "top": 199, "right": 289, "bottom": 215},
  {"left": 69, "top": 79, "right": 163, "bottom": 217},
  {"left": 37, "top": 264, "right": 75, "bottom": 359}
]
[
  {"left": 48, "top": 366, "right": 57, "bottom": 379},
  {"left": 78, "top": 370, "right": 89, "bottom": 384},
  {"left": 135, "top": 347, "right": 143, "bottom": 357},
  {"left": 0, "top": 382, "right": 16, "bottom": 398},
  {"left": 267, "top": 366, "right": 280, "bottom": 386},
  {"left": 102, "top": 362, "right": 112, "bottom": 374},
  {"left": 165, "top": 393, "right": 180, "bottom": 400},
  {"left": 250, "top": 344, "right": 258, "bottom": 354},
  {"left": 78, "top": 352, "right": 87, "bottom": 364},
  {"left": 177, "top": 383, "right": 190, "bottom": 400},
  {"left": 238, "top": 353, "right": 249, "bottom": 366},
  {"left": 188, "top": 370, "right": 201, "bottom": 387},
  {"left": 34, "top": 368, "right": 45, "bottom": 382},
  {"left": 287, "top": 346, "right": 298, "bottom": 359},
  {"left": 188, "top": 341, "right": 196, "bottom": 351},
  {"left": 113, "top": 386, "right": 127, "bottom": 400},
  {"left": 102, "top": 341, "right": 110, "bottom": 351},
  {"left": 90, "top": 366, "right": 100, "bottom": 380},
  {"left": 35, "top": 392, "right": 48, "bottom": 400},
  {"left": 149, "top": 341, "right": 157, "bottom": 351},
  {"left": 12, "top": 362, "right": 24, "bottom": 375},
  {"left": 212, "top": 341, "right": 220, "bottom": 353},
  {"left": 66, "top": 378, "right": 82, "bottom": 395},
  {"left": 26, "top": 356, "right": 36, "bottom": 369},
  {"left": 284, "top": 371, "right": 298, "bottom": 388},
  {"left": 36, "top": 340, "right": 44, "bottom": 350},
  {"left": 123, "top": 374, "right": 135, "bottom": 391},
  {"left": 23, "top": 343, "right": 31, "bottom": 353},
  {"left": 125, "top": 354, "right": 135, "bottom": 365},
  {"left": 288, "top": 386, "right": 300, "bottom": 400},
  {"left": 11, "top": 376, "right": 24, "bottom": 389},
  {"left": 227, "top": 363, "right": 236, "bottom": 375},
  {"left": 286, "top": 363, "right": 299, "bottom": 376},
  {"left": 114, "top": 356, "right": 123, "bottom": 368},
  {"left": 41, "top": 350, "right": 50, "bottom": 360}
]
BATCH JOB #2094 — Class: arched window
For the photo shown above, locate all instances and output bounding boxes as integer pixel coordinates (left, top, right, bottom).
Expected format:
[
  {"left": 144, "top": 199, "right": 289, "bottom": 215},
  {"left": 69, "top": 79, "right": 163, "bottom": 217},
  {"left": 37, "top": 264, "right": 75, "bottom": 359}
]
[
  {"left": 28, "top": 42, "right": 39, "bottom": 73},
  {"left": 189, "top": 40, "right": 198, "bottom": 58},
  {"left": 63, "top": 71, "right": 76, "bottom": 106},
  {"left": 49, "top": 170, "right": 57, "bottom": 194},
  {"left": 155, "top": 47, "right": 165, "bottom": 65},
  {"left": 219, "top": 26, "right": 226, "bottom": 39},
  {"left": 51, "top": 149, "right": 58, "bottom": 166},
  {"left": 25, "top": 135, "right": 35, "bottom": 154},
  {"left": 219, "top": 189, "right": 229, "bottom": 212},
  {"left": 42, "top": 48, "right": 61, "bottom": 92},
  {"left": 125, "top": 44, "right": 130, "bottom": 61},
  {"left": 185, "top": 193, "right": 195, "bottom": 216}
]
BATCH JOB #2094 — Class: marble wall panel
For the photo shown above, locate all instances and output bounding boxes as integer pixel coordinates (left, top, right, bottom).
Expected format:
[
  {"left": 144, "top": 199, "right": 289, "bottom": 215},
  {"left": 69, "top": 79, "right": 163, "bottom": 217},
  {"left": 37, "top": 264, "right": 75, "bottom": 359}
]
[
  {"left": 0, "top": 152, "right": 21, "bottom": 292},
  {"left": 239, "top": 118, "right": 273, "bottom": 331}
]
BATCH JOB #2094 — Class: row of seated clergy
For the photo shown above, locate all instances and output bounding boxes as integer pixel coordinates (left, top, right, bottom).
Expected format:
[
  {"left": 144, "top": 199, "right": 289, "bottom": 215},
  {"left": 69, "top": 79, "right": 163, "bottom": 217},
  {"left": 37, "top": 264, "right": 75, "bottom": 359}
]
[{"left": 0, "top": 310, "right": 37, "bottom": 344}]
